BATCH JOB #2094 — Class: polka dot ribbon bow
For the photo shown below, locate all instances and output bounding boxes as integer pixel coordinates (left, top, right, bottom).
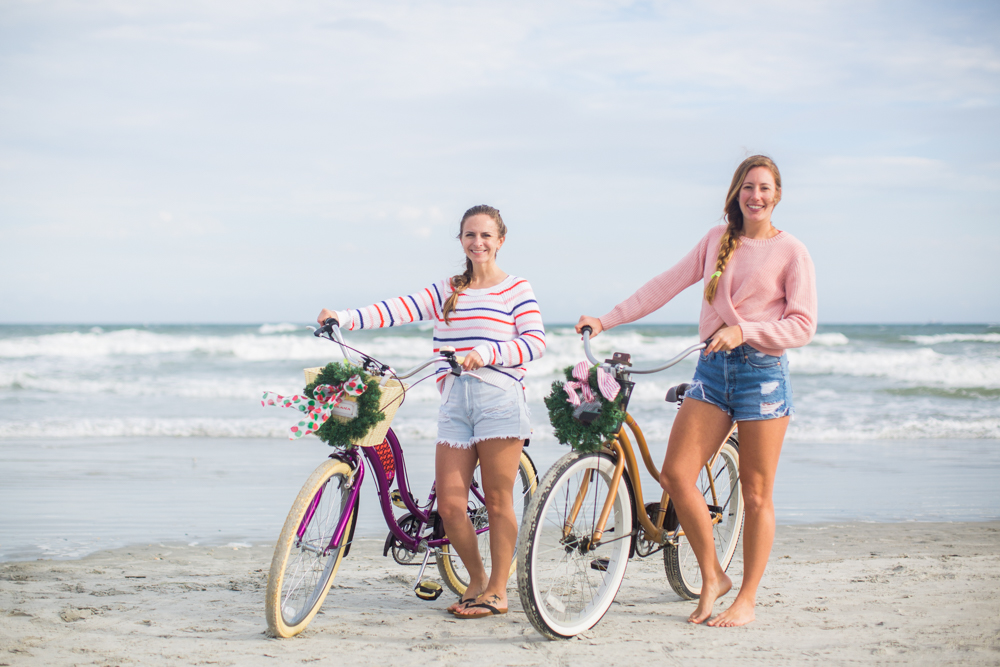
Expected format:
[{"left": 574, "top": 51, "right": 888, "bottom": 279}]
[
  {"left": 563, "top": 361, "right": 620, "bottom": 406},
  {"left": 261, "top": 375, "right": 367, "bottom": 439}
]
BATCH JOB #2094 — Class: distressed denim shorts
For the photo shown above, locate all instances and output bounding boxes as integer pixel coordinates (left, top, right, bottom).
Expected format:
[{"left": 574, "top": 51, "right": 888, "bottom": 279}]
[
  {"left": 437, "top": 375, "right": 532, "bottom": 448},
  {"left": 686, "top": 344, "right": 794, "bottom": 421}
]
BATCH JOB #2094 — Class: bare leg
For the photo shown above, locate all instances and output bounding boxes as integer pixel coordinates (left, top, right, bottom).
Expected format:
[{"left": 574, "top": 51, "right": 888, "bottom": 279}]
[
  {"left": 453, "top": 437, "right": 524, "bottom": 616},
  {"left": 707, "top": 416, "right": 788, "bottom": 627},
  {"left": 659, "top": 398, "right": 735, "bottom": 624},
  {"left": 434, "top": 443, "right": 487, "bottom": 611}
]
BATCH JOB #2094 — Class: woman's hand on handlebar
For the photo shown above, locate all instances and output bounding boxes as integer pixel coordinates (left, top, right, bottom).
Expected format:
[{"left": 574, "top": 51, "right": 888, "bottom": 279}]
[
  {"left": 704, "top": 325, "right": 744, "bottom": 354},
  {"left": 575, "top": 316, "right": 603, "bottom": 338},
  {"left": 317, "top": 309, "right": 338, "bottom": 326},
  {"left": 461, "top": 351, "right": 484, "bottom": 371}
]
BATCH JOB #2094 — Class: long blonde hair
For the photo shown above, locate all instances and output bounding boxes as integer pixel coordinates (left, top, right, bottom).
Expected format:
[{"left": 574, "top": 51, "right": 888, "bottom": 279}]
[
  {"left": 704, "top": 155, "right": 782, "bottom": 304},
  {"left": 442, "top": 205, "right": 507, "bottom": 325}
]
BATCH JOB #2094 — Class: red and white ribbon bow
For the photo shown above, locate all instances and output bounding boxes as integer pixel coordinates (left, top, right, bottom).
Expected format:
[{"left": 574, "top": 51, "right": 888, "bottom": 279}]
[
  {"left": 563, "top": 361, "right": 620, "bottom": 407},
  {"left": 262, "top": 375, "right": 367, "bottom": 439}
]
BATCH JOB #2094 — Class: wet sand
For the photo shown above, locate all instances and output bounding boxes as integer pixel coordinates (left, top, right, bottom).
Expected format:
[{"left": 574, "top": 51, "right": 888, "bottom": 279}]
[{"left": 2, "top": 521, "right": 998, "bottom": 666}]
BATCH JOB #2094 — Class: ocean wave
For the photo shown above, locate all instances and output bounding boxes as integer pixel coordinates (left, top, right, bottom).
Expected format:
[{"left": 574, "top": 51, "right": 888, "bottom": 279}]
[
  {"left": 901, "top": 333, "right": 1000, "bottom": 345},
  {"left": 0, "top": 418, "right": 294, "bottom": 439},
  {"left": 809, "top": 333, "right": 849, "bottom": 346},
  {"left": 0, "top": 369, "right": 448, "bottom": 402},
  {"left": 788, "top": 346, "right": 1000, "bottom": 388},
  {"left": 0, "top": 329, "right": 336, "bottom": 361},
  {"left": 258, "top": 323, "right": 303, "bottom": 335},
  {"left": 787, "top": 417, "right": 1000, "bottom": 441}
]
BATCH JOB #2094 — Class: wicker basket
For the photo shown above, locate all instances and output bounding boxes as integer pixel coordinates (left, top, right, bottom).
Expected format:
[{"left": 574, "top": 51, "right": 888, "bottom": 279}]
[{"left": 303, "top": 367, "right": 406, "bottom": 448}]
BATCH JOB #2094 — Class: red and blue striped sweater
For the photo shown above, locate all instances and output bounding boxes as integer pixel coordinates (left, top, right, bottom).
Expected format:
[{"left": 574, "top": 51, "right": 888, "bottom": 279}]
[{"left": 334, "top": 275, "right": 546, "bottom": 397}]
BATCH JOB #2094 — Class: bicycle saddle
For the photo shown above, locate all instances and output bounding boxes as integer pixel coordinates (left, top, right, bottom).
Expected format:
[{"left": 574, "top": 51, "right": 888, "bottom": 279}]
[{"left": 665, "top": 383, "right": 690, "bottom": 404}]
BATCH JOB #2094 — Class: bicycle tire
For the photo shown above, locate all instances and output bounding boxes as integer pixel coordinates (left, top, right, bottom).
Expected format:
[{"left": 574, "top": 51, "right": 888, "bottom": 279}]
[
  {"left": 663, "top": 436, "right": 744, "bottom": 600},
  {"left": 517, "top": 450, "right": 634, "bottom": 639},
  {"left": 437, "top": 451, "right": 538, "bottom": 596},
  {"left": 265, "top": 458, "right": 357, "bottom": 638}
]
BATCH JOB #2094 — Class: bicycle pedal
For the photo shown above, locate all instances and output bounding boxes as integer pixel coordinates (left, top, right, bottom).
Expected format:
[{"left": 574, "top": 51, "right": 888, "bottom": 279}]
[
  {"left": 391, "top": 489, "right": 407, "bottom": 509},
  {"left": 590, "top": 557, "right": 610, "bottom": 572},
  {"left": 414, "top": 580, "right": 443, "bottom": 601}
]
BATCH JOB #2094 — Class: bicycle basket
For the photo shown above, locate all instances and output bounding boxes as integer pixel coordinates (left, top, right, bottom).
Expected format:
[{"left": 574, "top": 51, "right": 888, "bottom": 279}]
[{"left": 303, "top": 367, "right": 406, "bottom": 448}]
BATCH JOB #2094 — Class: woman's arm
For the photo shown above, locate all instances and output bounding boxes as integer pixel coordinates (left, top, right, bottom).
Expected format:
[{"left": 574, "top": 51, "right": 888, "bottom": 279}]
[
  {"left": 469, "top": 279, "right": 546, "bottom": 367},
  {"left": 739, "top": 249, "right": 818, "bottom": 350},
  {"left": 323, "top": 282, "right": 445, "bottom": 331}
]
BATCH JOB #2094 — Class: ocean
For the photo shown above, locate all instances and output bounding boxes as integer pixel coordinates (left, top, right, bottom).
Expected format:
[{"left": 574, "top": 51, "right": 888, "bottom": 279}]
[{"left": 2, "top": 323, "right": 998, "bottom": 560}]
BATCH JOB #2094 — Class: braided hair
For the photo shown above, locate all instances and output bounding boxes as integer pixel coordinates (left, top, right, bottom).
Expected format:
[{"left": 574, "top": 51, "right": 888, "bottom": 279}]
[
  {"left": 442, "top": 205, "right": 507, "bottom": 325},
  {"left": 704, "top": 155, "right": 782, "bottom": 304}
]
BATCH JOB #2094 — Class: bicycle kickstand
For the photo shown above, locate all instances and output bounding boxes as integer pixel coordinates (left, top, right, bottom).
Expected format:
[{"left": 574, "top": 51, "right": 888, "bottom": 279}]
[{"left": 412, "top": 541, "right": 443, "bottom": 601}]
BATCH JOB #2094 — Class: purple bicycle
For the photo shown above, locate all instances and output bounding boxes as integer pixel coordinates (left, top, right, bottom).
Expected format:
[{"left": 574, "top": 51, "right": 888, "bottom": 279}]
[{"left": 264, "top": 321, "right": 538, "bottom": 638}]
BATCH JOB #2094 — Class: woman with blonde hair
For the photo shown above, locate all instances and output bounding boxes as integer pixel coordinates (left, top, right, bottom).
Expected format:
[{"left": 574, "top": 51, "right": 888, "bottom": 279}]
[
  {"left": 576, "top": 156, "right": 816, "bottom": 627},
  {"left": 318, "top": 204, "right": 545, "bottom": 619}
]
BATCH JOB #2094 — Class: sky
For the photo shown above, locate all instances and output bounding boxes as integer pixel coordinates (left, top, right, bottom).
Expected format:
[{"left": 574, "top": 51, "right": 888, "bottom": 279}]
[{"left": 1, "top": 0, "right": 998, "bottom": 325}]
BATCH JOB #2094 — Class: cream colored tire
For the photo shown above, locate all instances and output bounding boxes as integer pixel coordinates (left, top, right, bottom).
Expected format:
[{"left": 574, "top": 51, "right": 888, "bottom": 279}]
[{"left": 265, "top": 458, "right": 356, "bottom": 638}]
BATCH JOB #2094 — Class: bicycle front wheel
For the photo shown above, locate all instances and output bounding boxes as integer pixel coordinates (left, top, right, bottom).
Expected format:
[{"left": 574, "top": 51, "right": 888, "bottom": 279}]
[
  {"left": 437, "top": 451, "right": 538, "bottom": 596},
  {"left": 664, "top": 437, "right": 743, "bottom": 600},
  {"left": 517, "top": 450, "right": 634, "bottom": 640},
  {"left": 265, "top": 458, "right": 357, "bottom": 638}
]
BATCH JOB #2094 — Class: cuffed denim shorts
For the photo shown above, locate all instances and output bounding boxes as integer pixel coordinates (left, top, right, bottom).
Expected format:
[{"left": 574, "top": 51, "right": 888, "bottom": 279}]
[
  {"left": 437, "top": 375, "right": 532, "bottom": 449},
  {"left": 686, "top": 344, "right": 794, "bottom": 421}
]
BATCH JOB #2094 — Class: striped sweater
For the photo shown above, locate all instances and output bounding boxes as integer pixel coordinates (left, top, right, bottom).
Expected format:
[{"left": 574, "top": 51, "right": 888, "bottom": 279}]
[
  {"left": 600, "top": 225, "right": 817, "bottom": 356},
  {"left": 334, "top": 275, "right": 546, "bottom": 397}
]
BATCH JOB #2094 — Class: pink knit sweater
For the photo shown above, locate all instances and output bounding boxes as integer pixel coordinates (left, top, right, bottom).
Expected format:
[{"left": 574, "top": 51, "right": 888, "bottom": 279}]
[{"left": 599, "top": 225, "right": 817, "bottom": 356}]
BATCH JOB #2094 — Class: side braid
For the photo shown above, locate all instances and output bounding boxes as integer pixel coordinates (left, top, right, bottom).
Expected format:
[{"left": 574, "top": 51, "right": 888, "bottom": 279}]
[
  {"left": 704, "top": 224, "right": 740, "bottom": 304},
  {"left": 442, "top": 258, "right": 474, "bottom": 325}
]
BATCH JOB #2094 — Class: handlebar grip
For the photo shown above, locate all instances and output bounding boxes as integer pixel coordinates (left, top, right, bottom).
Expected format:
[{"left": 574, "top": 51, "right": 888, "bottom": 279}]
[
  {"left": 581, "top": 325, "right": 593, "bottom": 335},
  {"left": 324, "top": 316, "right": 339, "bottom": 327}
]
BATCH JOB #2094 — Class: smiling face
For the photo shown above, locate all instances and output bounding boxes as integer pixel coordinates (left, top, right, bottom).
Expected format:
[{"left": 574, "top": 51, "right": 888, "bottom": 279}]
[
  {"left": 738, "top": 166, "right": 780, "bottom": 225},
  {"left": 460, "top": 213, "right": 504, "bottom": 266}
]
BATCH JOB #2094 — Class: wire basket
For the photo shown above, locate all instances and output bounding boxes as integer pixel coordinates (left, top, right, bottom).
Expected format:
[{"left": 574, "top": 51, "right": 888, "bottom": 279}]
[{"left": 303, "top": 367, "right": 406, "bottom": 448}]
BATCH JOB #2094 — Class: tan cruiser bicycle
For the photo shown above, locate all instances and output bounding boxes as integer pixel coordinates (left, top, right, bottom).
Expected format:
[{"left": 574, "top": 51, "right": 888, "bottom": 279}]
[{"left": 516, "top": 326, "right": 744, "bottom": 639}]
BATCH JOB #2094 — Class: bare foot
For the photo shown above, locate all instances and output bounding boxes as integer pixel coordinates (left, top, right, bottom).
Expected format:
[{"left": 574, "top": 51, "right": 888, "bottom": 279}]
[
  {"left": 707, "top": 595, "right": 755, "bottom": 627},
  {"left": 688, "top": 573, "right": 732, "bottom": 624},
  {"left": 453, "top": 591, "right": 507, "bottom": 617}
]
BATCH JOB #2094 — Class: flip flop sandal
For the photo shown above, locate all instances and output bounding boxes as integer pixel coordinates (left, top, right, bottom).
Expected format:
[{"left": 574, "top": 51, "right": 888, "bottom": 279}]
[{"left": 454, "top": 602, "right": 508, "bottom": 619}]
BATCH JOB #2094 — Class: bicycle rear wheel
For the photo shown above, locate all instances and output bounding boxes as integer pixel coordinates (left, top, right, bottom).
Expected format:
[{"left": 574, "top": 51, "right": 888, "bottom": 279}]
[
  {"left": 517, "top": 450, "right": 634, "bottom": 639},
  {"left": 664, "top": 437, "right": 743, "bottom": 600},
  {"left": 437, "top": 451, "right": 537, "bottom": 596},
  {"left": 265, "top": 458, "right": 357, "bottom": 638}
]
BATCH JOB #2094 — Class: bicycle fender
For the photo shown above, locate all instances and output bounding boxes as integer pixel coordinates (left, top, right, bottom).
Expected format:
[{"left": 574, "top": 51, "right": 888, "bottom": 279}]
[
  {"left": 621, "top": 469, "right": 639, "bottom": 559},
  {"left": 343, "top": 494, "right": 360, "bottom": 558}
]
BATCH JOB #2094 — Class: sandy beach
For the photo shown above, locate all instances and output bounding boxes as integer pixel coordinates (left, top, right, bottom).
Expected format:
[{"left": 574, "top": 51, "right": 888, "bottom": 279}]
[{"left": 2, "top": 521, "right": 998, "bottom": 666}]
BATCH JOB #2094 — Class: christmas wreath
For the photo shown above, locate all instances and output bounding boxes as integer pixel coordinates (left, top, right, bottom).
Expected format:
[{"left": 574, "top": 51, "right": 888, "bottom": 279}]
[
  {"left": 544, "top": 362, "right": 625, "bottom": 453},
  {"left": 304, "top": 362, "right": 385, "bottom": 448}
]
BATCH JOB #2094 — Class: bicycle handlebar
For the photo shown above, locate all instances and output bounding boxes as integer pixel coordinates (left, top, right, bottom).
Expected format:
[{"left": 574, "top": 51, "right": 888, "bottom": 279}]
[
  {"left": 314, "top": 319, "right": 463, "bottom": 379},
  {"left": 581, "top": 326, "right": 706, "bottom": 375}
]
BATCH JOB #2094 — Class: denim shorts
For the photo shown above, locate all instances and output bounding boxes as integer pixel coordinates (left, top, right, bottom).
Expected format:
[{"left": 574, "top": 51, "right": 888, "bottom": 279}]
[
  {"left": 437, "top": 375, "right": 532, "bottom": 448},
  {"left": 686, "top": 344, "right": 794, "bottom": 421}
]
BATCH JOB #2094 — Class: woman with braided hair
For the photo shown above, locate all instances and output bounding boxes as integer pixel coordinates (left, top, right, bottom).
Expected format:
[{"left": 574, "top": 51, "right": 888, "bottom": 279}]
[
  {"left": 576, "top": 155, "right": 817, "bottom": 627},
  {"left": 318, "top": 205, "right": 546, "bottom": 619}
]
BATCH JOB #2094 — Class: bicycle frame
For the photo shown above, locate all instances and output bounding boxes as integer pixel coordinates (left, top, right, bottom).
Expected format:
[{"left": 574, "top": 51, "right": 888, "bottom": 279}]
[
  {"left": 569, "top": 328, "right": 737, "bottom": 550},
  {"left": 310, "top": 427, "right": 491, "bottom": 557},
  {"left": 573, "top": 415, "right": 737, "bottom": 550}
]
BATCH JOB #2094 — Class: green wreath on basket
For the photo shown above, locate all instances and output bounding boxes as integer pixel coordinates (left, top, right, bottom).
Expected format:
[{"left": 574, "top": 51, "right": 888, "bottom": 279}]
[
  {"left": 544, "top": 364, "right": 625, "bottom": 453},
  {"left": 304, "top": 361, "right": 385, "bottom": 448}
]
